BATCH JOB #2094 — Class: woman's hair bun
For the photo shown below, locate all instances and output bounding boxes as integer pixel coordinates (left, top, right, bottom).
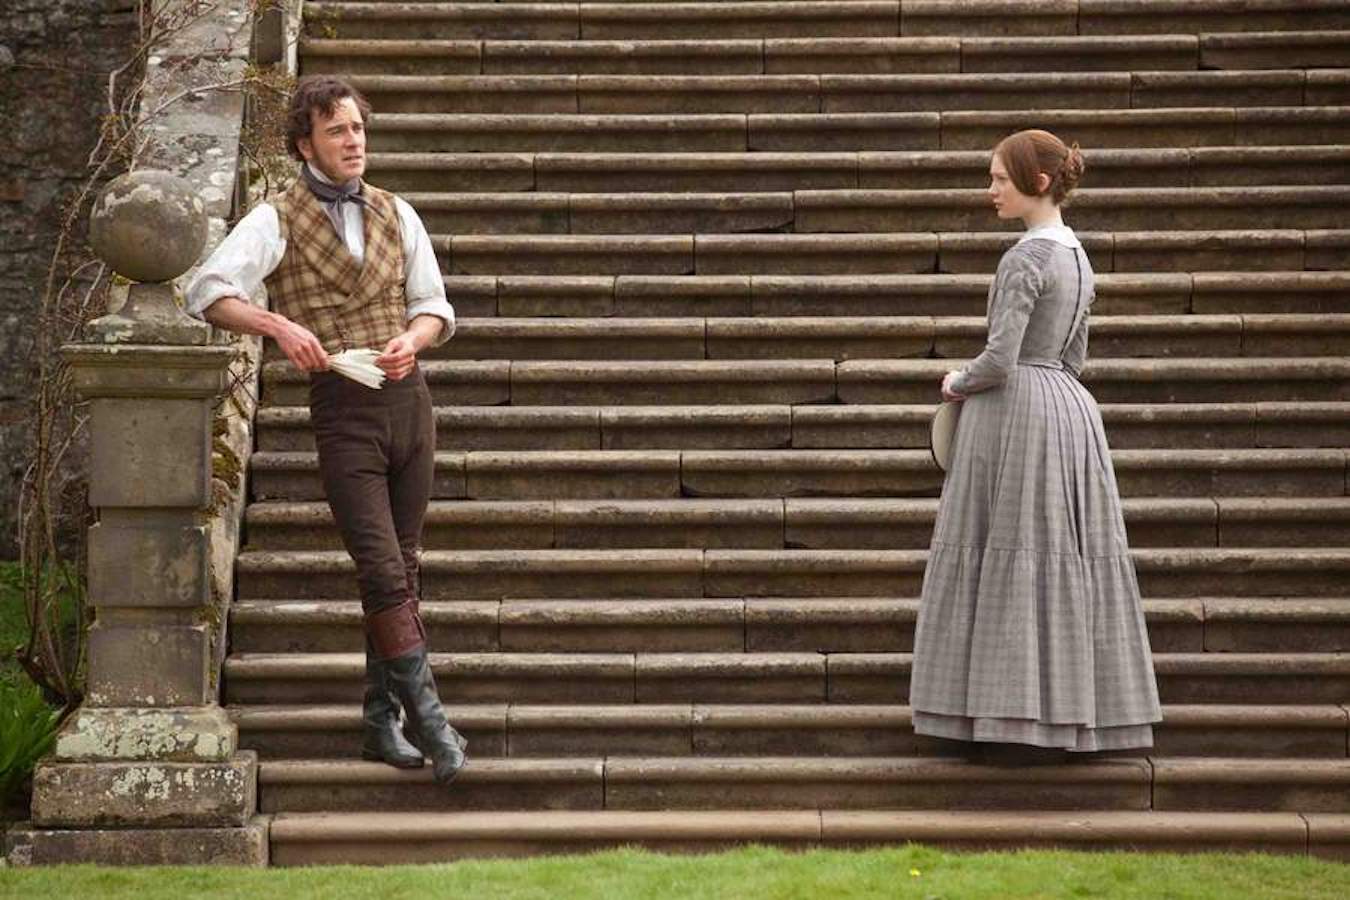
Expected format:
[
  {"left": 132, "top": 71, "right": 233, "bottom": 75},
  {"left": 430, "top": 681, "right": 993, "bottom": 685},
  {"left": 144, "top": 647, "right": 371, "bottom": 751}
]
[{"left": 993, "top": 130, "right": 1086, "bottom": 206}]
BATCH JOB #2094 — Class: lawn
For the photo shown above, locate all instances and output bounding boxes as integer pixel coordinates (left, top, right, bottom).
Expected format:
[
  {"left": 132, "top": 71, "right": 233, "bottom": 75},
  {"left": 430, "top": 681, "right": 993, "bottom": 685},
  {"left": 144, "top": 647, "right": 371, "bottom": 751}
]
[{"left": 0, "top": 845, "right": 1348, "bottom": 899}]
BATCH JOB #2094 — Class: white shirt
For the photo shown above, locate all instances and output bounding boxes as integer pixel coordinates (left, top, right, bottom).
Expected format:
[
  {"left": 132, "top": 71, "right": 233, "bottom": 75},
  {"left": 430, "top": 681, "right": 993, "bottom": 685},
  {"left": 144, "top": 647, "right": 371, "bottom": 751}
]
[{"left": 185, "top": 167, "right": 455, "bottom": 345}]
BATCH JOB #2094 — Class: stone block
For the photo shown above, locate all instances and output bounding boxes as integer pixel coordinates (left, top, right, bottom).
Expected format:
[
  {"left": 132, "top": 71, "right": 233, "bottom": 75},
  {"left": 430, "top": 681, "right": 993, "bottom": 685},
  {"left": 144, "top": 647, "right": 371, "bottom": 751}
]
[
  {"left": 86, "top": 620, "right": 211, "bottom": 707},
  {"left": 88, "top": 516, "right": 209, "bottom": 609},
  {"left": 52, "top": 706, "right": 236, "bottom": 763},
  {"left": 31, "top": 753, "right": 257, "bottom": 828},
  {"left": 5, "top": 816, "right": 269, "bottom": 866},
  {"left": 89, "top": 397, "right": 212, "bottom": 508}
]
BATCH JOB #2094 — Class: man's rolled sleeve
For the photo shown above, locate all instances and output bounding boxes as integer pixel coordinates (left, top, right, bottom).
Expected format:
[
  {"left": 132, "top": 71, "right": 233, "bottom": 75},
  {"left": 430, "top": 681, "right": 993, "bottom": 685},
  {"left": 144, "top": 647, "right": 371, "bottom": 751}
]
[
  {"left": 396, "top": 196, "right": 455, "bottom": 345},
  {"left": 184, "top": 204, "right": 284, "bottom": 318}
]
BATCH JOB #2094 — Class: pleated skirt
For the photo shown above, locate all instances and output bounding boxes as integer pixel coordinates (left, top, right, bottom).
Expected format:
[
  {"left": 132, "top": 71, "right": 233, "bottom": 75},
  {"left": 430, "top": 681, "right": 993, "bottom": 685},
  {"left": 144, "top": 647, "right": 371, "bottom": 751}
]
[{"left": 910, "top": 364, "right": 1162, "bottom": 751}]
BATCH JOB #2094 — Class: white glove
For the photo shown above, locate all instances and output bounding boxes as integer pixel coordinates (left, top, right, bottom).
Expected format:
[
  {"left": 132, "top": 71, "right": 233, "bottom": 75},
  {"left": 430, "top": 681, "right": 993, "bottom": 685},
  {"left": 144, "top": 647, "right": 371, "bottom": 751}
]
[{"left": 327, "top": 348, "right": 387, "bottom": 390}]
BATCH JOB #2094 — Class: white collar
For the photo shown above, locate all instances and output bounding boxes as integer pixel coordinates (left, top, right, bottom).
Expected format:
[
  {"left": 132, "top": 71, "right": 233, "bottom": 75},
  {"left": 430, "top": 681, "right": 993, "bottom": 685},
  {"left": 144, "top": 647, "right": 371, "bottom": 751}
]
[{"left": 1017, "top": 223, "right": 1081, "bottom": 249}]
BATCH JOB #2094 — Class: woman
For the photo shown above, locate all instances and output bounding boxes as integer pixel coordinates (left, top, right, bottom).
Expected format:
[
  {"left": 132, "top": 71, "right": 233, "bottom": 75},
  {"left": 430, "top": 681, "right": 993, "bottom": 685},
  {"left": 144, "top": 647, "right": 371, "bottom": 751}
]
[{"left": 909, "top": 129, "right": 1162, "bottom": 763}]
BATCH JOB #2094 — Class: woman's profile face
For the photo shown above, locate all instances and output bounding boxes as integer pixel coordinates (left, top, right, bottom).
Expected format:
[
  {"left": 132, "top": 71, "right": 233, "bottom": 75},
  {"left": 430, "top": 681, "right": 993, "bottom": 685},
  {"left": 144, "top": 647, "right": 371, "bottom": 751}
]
[{"left": 988, "top": 152, "right": 1049, "bottom": 221}]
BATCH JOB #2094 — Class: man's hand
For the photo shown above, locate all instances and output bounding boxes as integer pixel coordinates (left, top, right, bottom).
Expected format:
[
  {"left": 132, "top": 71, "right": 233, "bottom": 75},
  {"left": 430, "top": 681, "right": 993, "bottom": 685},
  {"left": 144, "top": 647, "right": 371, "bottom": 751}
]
[
  {"left": 941, "top": 371, "right": 967, "bottom": 403},
  {"left": 273, "top": 317, "right": 329, "bottom": 372},
  {"left": 376, "top": 333, "right": 419, "bottom": 381}
]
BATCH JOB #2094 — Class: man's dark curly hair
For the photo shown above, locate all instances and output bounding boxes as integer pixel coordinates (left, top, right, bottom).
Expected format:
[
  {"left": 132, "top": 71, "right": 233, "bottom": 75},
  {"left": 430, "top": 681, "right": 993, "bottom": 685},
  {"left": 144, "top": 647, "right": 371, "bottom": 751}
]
[{"left": 284, "top": 75, "right": 373, "bottom": 161}]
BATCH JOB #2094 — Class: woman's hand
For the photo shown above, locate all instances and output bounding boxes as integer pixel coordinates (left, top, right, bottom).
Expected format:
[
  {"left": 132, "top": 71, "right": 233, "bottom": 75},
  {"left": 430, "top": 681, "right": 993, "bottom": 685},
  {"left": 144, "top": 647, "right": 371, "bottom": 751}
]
[{"left": 941, "top": 371, "right": 967, "bottom": 403}]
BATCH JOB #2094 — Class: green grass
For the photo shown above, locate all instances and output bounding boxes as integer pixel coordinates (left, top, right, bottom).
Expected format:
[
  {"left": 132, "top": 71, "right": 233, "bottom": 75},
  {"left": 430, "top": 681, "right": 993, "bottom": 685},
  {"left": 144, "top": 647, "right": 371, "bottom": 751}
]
[{"left": 0, "top": 845, "right": 1347, "bottom": 899}]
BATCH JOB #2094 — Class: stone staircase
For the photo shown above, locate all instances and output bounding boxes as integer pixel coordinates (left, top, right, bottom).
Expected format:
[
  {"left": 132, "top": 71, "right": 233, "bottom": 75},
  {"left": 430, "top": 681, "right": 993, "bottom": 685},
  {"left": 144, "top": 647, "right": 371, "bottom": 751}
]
[{"left": 228, "top": 1, "right": 1350, "bottom": 864}]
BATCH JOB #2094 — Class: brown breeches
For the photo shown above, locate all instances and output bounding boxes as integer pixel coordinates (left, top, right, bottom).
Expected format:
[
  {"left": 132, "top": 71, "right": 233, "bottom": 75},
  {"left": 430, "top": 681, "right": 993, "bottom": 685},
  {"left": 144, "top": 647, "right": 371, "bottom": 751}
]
[{"left": 309, "top": 365, "right": 434, "bottom": 657}]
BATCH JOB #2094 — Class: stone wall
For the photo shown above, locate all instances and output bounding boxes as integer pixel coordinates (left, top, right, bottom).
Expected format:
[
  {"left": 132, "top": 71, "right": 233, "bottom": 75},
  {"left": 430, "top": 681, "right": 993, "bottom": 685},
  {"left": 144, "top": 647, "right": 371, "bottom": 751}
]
[{"left": 0, "top": 1, "right": 141, "bottom": 558}]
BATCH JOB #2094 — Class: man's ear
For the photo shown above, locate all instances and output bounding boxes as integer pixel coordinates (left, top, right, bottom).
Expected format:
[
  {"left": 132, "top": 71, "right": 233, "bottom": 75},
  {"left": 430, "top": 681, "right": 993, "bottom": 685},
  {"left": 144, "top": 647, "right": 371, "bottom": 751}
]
[{"left": 296, "top": 136, "right": 314, "bottom": 162}]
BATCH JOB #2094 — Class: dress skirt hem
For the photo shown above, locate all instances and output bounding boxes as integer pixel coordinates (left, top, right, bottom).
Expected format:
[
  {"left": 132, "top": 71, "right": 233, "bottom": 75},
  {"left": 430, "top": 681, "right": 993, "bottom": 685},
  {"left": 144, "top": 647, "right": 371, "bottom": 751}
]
[{"left": 912, "top": 711, "right": 1156, "bottom": 752}]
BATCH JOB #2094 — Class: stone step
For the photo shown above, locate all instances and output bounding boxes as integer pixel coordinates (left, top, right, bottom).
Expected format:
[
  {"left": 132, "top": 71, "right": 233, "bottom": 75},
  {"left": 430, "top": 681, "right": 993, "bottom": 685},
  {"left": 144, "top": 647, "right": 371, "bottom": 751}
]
[
  {"left": 306, "top": 2, "right": 906, "bottom": 41},
  {"left": 258, "top": 356, "right": 1350, "bottom": 407},
  {"left": 233, "top": 547, "right": 1350, "bottom": 602},
  {"left": 230, "top": 702, "right": 1350, "bottom": 761},
  {"left": 249, "top": 445, "right": 1348, "bottom": 503},
  {"left": 1201, "top": 31, "right": 1350, "bottom": 70},
  {"left": 222, "top": 650, "right": 1350, "bottom": 705},
  {"left": 417, "top": 314, "right": 1350, "bottom": 360},
  {"left": 305, "top": 35, "right": 1193, "bottom": 76},
  {"left": 365, "top": 107, "right": 1350, "bottom": 153},
  {"left": 254, "top": 401, "right": 1350, "bottom": 452},
  {"left": 412, "top": 272, "right": 1350, "bottom": 317},
  {"left": 256, "top": 755, "right": 1350, "bottom": 814},
  {"left": 303, "top": 31, "right": 1350, "bottom": 76},
  {"left": 228, "top": 596, "right": 1350, "bottom": 655},
  {"left": 345, "top": 71, "right": 1344, "bottom": 116},
  {"left": 242, "top": 497, "right": 1350, "bottom": 551},
  {"left": 251, "top": 443, "right": 1349, "bottom": 502},
  {"left": 836, "top": 357, "right": 1350, "bottom": 403},
  {"left": 266, "top": 809, "right": 1343, "bottom": 864},
  {"left": 407, "top": 187, "right": 1350, "bottom": 235},
  {"left": 364, "top": 147, "right": 1350, "bottom": 193},
  {"left": 434, "top": 231, "right": 1350, "bottom": 276}
]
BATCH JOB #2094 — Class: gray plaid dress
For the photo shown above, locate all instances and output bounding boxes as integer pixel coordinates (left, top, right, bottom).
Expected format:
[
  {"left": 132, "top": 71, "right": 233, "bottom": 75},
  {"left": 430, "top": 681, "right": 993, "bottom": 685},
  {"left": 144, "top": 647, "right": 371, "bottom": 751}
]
[{"left": 910, "top": 223, "right": 1162, "bottom": 751}]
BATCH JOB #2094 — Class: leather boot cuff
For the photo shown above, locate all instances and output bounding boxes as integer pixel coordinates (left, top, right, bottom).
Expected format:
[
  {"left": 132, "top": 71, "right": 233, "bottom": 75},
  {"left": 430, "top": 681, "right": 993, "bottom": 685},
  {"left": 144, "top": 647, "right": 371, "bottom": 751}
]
[{"left": 365, "top": 599, "right": 426, "bottom": 661}]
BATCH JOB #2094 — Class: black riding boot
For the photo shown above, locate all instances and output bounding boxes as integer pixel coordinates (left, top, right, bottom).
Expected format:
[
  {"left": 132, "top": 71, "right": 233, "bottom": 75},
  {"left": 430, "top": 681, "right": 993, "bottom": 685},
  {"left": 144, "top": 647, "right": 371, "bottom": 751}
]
[
  {"left": 367, "top": 599, "right": 468, "bottom": 785},
  {"left": 360, "top": 640, "right": 425, "bottom": 769}
]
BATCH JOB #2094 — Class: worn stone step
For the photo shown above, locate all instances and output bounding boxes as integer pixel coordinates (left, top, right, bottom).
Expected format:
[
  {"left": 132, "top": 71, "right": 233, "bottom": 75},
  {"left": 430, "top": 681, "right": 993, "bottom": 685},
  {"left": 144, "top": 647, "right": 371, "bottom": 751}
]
[
  {"left": 233, "top": 546, "right": 1350, "bottom": 603},
  {"left": 231, "top": 702, "right": 1350, "bottom": 761},
  {"left": 250, "top": 445, "right": 1348, "bottom": 504},
  {"left": 829, "top": 652, "right": 1350, "bottom": 706},
  {"left": 931, "top": 107, "right": 1350, "bottom": 152},
  {"left": 415, "top": 192, "right": 798, "bottom": 235},
  {"left": 250, "top": 400, "right": 1341, "bottom": 453},
  {"left": 259, "top": 757, "right": 608, "bottom": 812},
  {"left": 258, "top": 756, "right": 1157, "bottom": 813},
  {"left": 1074, "top": 0, "right": 1350, "bottom": 36},
  {"left": 347, "top": 71, "right": 1340, "bottom": 116},
  {"left": 366, "top": 107, "right": 1350, "bottom": 154},
  {"left": 228, "top": 595, "right": 1262, "bottom": 655},
  {"left": 787, "top": 402, "right": 1350, "bottom": 452},
  {"left": 838, "top": 357, "right": 1350, "bottom": 403},
  {"left": 1204, "top": 599, "right": 1350, "bottom": 653},
  {"left": 364, "top": 147, "right": 1350, "bottom": 193},
  {"left": 304, "top": 2, "right": 586, "bottom": 41},
  {"left": 1153, "top": 758, "right": 1350, "bottom": 813},
  {"left": 414, "top": 272, "right": 1349, "bottom": 318},
  {"left": 223, "top": 650, "right": 1350, "bottom": 706},
  {"left": 410, "top": 187, "right": 1350, "bottom": 236},
  {"left": 793, "top": 187, "right": 1350, "bottom": 234},
  {"left": 417, "top": 314, "right": 1350, "bottom": 360},
  {"left": 302, "top": 31, "right": 1350, "bottom": 77},
  {"left": 1201, "top": 31, "right": 1350, "bottom": 70},
  {"left": 243, "top": 495, "right": 1350, "bottom": 551},
  {"left": 306, "top": 2, "right": 905, "bottom": 41},
  {"left": 266, "top": 809, "right": 1340, "bottom": 864},
  {"left": 432, "top": 231, "right": 1350, "bottom": 276}
]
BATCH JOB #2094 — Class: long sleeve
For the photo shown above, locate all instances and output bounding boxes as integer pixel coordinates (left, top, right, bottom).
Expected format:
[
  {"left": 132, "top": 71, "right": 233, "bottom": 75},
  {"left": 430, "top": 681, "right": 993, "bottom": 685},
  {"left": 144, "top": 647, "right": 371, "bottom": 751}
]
[
  {"left": 395, "top": 196, "right": 455, "bottom": 346},
  {"left": 184, "top": 204, "right": 285, "bottom": 317},
  {"left": 1062, "top": 311, "right": 1089, "bottom": 378},
  {"left": 951, "top": 250, "right": 1042, "bottom": 395}
]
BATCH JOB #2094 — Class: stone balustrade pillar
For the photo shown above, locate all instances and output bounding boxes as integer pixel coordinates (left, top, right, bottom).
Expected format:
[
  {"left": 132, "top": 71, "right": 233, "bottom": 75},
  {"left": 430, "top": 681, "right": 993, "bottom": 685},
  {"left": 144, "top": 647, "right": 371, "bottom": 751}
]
[{"left": 5, "top": 171, "right": 266, "bottom": 866}]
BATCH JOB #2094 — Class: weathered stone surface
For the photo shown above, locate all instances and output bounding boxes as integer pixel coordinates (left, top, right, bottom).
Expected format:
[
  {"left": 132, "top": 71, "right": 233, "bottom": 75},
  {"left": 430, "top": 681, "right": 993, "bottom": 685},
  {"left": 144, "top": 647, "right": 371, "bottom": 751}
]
[
  {"left": 89, "top": 170, "right": 208, "bottom": 283},
  {"left": 88, "top": 516, "right": 209, "bottom": 609},
  {"left": 52, "top": 707, "right": 236, "bottom": 763},
  {"left": 5, "top": 816, "right": 269, "bottom": 866},
  {"left": 86, "top": 620, "right": 212, "bottom": 708},
  {"left": 32, "top": 753, "right": 257, "bottom": 828}
]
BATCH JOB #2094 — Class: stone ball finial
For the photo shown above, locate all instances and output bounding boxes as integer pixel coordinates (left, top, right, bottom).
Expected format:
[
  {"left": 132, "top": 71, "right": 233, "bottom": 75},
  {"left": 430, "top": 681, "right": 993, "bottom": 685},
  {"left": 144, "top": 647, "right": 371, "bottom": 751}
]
[{"left": 89, "top": 170, "right": 208, "bottom": 283}]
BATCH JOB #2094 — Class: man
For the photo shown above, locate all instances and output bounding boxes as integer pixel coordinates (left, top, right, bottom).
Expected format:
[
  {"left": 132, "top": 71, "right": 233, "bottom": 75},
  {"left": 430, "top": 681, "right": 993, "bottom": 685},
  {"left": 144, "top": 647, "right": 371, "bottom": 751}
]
[{"left": 186, "top": 75, "right": 467, "bottom": 784}]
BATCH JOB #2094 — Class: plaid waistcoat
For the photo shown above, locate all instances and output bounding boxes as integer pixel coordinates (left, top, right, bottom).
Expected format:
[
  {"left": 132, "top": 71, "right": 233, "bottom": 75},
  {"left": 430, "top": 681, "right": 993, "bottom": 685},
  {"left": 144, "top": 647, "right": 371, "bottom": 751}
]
[{"left": 265, "top": 177, "right": 407, "bottom": 354}]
